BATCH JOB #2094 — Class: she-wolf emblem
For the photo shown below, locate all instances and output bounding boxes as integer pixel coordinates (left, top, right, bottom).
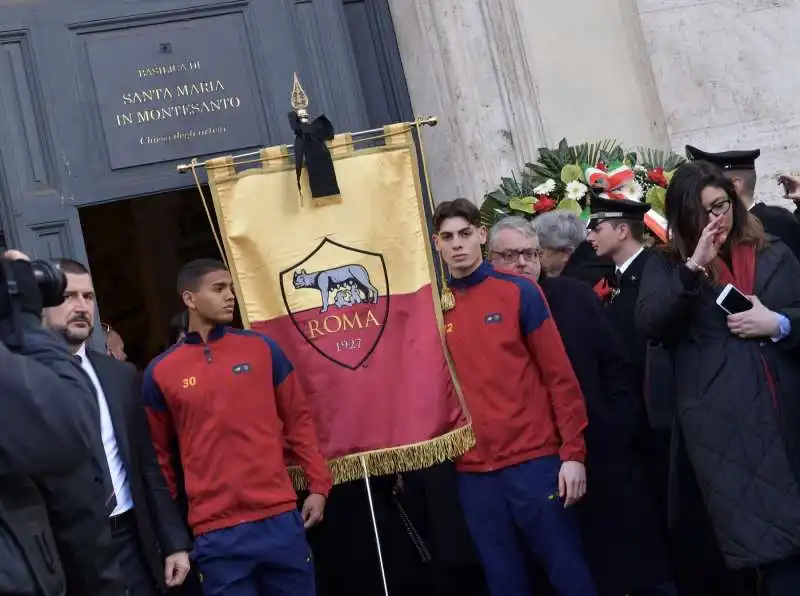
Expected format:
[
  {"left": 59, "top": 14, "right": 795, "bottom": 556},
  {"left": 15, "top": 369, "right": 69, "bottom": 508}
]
[{"left": 293, "top": 264, "right": 379, "bottom": 313}]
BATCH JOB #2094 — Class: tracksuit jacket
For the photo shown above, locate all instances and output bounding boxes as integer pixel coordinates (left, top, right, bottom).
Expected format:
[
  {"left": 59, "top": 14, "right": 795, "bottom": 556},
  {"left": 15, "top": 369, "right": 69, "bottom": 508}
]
[
  {"left": 444, "top": 262, "right": 588, "bottom": 471},
  {"left": 142, "top": 326, "right": 332, "bottom": 536}
]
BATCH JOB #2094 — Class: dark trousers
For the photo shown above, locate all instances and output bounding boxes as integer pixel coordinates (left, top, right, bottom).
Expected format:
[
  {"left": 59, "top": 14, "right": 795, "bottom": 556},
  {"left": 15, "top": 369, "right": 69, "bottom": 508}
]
[
  {"left": 761, "top": 556, "right": 800, "bottom": 596},
  {"left": 457, "top": 456, "right": 597, "bottom": 596},
  {"left": 111, "top": 512, "right": 159, "bottom": 596},
  {"left": 192, "top": 511, "right": 316, "bottom": 596},
  {"left": 630, "top": 582, "right": 678, "bottom": 596}
]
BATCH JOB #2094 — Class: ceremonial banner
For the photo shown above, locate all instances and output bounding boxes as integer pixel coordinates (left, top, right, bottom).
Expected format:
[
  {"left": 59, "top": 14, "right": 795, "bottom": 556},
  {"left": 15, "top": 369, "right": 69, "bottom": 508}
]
[{"left": 205, "top": 124, "right": 473, "bottom": 486}]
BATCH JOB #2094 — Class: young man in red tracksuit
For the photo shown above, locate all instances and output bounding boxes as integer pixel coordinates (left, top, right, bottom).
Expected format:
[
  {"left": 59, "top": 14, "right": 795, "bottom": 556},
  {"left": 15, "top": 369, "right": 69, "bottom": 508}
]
[
  {"left": 142, "top": 259, "right": 332, "bottom": 596},
  {"left": 433, "top": 199, "right": 598, "bottom": 596}
]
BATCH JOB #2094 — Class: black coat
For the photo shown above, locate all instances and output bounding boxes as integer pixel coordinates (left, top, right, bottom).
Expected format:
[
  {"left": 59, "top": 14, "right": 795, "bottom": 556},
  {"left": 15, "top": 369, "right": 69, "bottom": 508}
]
[
  {"left": 636, "top": 239, "right": 800, "bottom": 568},
  {"left": 560, "top": 240, "right": 615, "bottom": 287},
  {"left": 588, "top": 252, "right": 741, "bottom": 592},
  {"left": 593, "top": 254, "right": 740, "bottom": 593},
  {"left": 539, "top": 275, "right": 672, "bottom": 595},
  {"left": 751, "top": 202, "right": 800, "bottom": 262},
  {"left": 0, "top": 316, "right": 101, "bottom": 596},
  {"left": 603, "top": 249, "right": 652, "bottom": 395},
  {"left": 87, "top": 351, "right": 193, "bottom": 590}
]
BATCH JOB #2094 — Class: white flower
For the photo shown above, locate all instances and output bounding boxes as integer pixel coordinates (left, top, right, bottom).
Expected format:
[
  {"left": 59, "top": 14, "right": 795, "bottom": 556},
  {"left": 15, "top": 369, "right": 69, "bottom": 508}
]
[
  {"left": 633, "top": 164, "right": 647, "bottom": 173},
  {"left": 565, "top": 180, "right": 588, "bottom": 201},
  {"left": 533, "top": 179, "right": 556, "bottom": 196},
  {"left": 620, "top": 181, "right": 644, "bottom": 202}
]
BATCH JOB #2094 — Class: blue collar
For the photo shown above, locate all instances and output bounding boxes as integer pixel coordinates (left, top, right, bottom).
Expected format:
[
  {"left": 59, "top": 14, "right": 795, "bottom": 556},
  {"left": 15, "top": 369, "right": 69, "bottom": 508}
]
[
  {"left": 183, "top": 325, "right": 228, "bottom": 344},
  {"left": 448, "top": 261, "right": 492, "bottom": 290}
]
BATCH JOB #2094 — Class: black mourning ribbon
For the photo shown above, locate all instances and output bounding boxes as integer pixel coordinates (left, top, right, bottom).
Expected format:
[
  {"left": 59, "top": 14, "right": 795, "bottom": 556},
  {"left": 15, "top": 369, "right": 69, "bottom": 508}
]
[{"left": 287, "top": 112, "right": 341, "bottom": 199}]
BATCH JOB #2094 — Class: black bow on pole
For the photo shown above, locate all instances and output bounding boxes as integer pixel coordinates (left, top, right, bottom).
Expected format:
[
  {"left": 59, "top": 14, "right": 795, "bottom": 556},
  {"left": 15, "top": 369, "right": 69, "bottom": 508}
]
[{"left": 287, "top": 111, "right": 341, "bottom": 201}]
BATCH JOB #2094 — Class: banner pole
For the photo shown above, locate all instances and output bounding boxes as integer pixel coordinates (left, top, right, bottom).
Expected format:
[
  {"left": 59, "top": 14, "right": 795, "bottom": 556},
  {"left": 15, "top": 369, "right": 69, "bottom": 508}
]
[
  {"left": 175, "top": 117, "right": 438, "bottom": 173},
  {"left": 360, "top": 457, "right": 390, "bottom": 596}
]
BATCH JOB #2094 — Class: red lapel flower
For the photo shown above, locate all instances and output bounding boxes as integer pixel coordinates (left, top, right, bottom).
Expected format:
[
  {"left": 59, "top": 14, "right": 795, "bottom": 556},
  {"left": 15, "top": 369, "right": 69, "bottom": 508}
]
[
  {"left": 593, "top": 278, "right": 613, "bottom": 300},
  {"left": 534, "top": 196, "right": 557, "bottom": 213}
]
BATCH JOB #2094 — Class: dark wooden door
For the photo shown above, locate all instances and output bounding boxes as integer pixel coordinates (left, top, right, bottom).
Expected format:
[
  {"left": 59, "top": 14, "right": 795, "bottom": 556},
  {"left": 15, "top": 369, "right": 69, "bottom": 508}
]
[
  {"left": 0, "top": 7, "right": 88, "bottom": 263},
  {"left": 0, "top": 0, "right": 411, "bottom": 261}
]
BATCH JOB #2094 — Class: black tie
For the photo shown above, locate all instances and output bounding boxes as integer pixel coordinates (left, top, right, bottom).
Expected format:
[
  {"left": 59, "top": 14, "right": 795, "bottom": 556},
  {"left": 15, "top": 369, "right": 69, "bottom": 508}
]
[
  {"left": 75, "top": 354, "right": 118, "bottom": 516},
  {"left": 614, "top": 269, "right": 623, "bottom": 287}
]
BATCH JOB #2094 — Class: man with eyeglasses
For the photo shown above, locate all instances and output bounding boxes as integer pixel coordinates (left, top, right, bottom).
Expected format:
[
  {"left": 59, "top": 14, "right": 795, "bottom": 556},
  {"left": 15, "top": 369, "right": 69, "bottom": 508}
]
[{"left": 488, "top": 216, "right": 677, "bottom": 596}]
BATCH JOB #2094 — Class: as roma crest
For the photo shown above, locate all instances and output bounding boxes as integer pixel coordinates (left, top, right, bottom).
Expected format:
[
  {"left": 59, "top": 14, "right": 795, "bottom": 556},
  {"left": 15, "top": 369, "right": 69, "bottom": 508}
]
[{"left": 279, "top": 238, "right": 390, "bottom": 370}]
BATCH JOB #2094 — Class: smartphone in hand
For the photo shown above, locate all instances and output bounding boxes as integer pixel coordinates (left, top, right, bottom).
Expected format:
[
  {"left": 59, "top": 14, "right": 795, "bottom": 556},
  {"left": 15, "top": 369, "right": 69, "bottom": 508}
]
[{"left": 716, "top": 283, "right": 753, "bottom": 315}]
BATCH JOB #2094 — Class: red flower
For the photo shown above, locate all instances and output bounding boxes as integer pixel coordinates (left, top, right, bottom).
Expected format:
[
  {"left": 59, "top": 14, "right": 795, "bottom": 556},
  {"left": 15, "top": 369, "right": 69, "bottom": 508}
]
[
  {"left": 595, "top": 161, "right": 607, "bottom": 172},
  {"left": 593, "top": 278, "right": 613, "bottom": 300},
  {"left": 648, "top": 167, "right": 668, "bottom": 187},
  {"left": 534, "top": 197, "right": 557, "bottom": 213}
]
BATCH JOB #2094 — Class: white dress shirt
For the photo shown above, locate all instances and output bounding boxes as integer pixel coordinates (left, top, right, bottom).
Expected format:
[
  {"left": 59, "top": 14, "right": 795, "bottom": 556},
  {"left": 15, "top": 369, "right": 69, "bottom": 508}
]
[
  {"left": 616, "top": 246, "right": 645, "bottom": 276},
  {"left": 76, "top": 343, "right": 134, "bottom": 516}
]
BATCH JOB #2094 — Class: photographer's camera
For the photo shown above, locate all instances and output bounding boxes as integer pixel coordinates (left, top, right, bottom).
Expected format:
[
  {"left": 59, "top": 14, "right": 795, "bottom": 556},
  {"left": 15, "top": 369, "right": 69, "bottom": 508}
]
[{"left": 1, "top": 252, "right": 67, "bottom": 345}]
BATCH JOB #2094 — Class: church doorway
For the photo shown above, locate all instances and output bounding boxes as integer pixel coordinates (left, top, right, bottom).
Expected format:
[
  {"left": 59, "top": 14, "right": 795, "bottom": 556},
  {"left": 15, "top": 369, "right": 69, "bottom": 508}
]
[{"left": 79, "top": 187, "right": 237, "bottom": 370}]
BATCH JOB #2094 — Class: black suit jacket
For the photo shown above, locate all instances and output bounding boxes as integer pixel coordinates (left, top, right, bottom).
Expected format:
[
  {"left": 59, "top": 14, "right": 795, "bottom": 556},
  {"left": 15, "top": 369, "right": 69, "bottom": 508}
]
[
  {"left": 560, "top": 240, "right": 616, "bottom": 288},
  {"left": 87, "top": 351, "right": 193, "bottom": 590},
  {"left": 751, "top": 202, "right": 800, "bottom": 262},
  {"left": 603, "top": 249, "right": 653, "bottom": 395}
]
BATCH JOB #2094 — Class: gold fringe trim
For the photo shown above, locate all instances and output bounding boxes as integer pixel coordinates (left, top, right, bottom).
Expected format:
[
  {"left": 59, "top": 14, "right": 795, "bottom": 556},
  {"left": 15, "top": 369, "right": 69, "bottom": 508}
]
[
  {"left": 440, "top": 286, "right": 456, "bottom": 312},
  {"left": 287, "top": 424, "right": 475, "bottom": 491}
]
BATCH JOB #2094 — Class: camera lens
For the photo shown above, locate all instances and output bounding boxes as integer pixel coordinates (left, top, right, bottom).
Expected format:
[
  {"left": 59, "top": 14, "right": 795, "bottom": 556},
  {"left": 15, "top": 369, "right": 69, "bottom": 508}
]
[{"left": 30, "top": 260, "right": 67, "bottom": 308}]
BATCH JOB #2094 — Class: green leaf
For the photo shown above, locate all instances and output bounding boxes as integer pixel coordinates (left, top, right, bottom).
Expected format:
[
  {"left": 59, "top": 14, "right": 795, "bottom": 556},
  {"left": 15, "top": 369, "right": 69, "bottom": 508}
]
[
  {"left": 560, "top": 164, "right": 584, "bottom": 184},
  {"left": 480, "top": 196, "right": 510, "bottom": 228},
  {"left": 646, "top": 186, "right": 667, "bottom": 216},
  {"left": 509, "top": 196, "right": 536, "bottom": 214},
  {"left": 486, "top": 189, "right": 510, "bottom": 205},
  {"left": 633, "top": 147, "right": 687, "bottom": 171},
  {"left": 607, "top": 145, "right": 625, "bottom": 163},
  {"left": 500, "top": 176, "right": 517, "bottom": 191},
  {"left": 664, "top": 154, "right": 686, "bottom": 171},
  {"left": 556, "top": 198, "right": 583, "bottom": 216}
]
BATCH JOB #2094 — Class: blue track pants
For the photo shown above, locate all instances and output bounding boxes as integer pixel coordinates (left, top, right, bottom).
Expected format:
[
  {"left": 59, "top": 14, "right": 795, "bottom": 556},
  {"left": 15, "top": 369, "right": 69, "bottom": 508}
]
[
  {"left": 193, "top": 511, "right": 316, "bottom": 596},
  {"left": 458, "top": 456, "right": 598, "bottom": 596}
]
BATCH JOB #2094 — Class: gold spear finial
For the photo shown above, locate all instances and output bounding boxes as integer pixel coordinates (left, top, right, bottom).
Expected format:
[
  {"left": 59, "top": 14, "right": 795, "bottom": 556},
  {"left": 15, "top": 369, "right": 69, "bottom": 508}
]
[{"left": 291, "top": 72, "right": 310, "bottom": 123}]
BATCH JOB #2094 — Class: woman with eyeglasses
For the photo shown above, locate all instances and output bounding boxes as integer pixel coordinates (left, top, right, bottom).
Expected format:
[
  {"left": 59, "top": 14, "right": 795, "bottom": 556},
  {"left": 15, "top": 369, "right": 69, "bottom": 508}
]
[{"left": 636, "top": 160, "right": 800, "bottom": 596}]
